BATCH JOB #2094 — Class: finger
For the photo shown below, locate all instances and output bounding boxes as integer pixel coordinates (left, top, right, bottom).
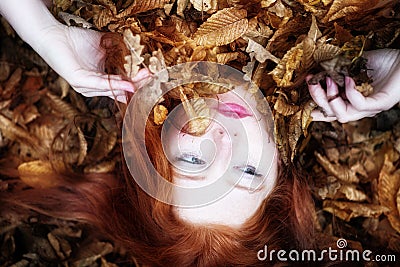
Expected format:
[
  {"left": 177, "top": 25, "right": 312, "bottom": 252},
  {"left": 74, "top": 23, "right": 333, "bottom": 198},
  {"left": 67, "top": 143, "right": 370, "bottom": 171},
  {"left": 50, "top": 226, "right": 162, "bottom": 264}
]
[
  {"left": 326, "top": 77, "right": 339, "bottom": 101},
  {"left": 80, "top": 89, "right": 127, "bottom": 98},
  {"left": 109, "top": 95, "right": 127, "bottom": 104},
  {"left": 344, "top": 76, "right": 386, "bottom": 111},
  {"left": 306, "top": 75, "right": 335, "bottom": 116},
  {"left": 311, "top": 109, "right": 337, "bottom": 122},
  {"left": 328, "top": 97, "right": 377, "bottom": 123},
  {"left": 71, "top": 71, "right": 136, "bottom": 92}
]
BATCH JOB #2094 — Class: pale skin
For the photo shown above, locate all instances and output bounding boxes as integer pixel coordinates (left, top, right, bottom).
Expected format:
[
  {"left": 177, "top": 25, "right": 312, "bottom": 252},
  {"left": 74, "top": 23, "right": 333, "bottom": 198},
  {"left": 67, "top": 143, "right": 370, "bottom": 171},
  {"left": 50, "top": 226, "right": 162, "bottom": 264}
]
[
  {"left": 307, "top": 49, "right": 400, "bottom": 123},
  {"left": 0, "top": 0, "right": 149, "bottom": 102},
  {"left": 164, "top": 87, "right": 278, "bottom": 227}
]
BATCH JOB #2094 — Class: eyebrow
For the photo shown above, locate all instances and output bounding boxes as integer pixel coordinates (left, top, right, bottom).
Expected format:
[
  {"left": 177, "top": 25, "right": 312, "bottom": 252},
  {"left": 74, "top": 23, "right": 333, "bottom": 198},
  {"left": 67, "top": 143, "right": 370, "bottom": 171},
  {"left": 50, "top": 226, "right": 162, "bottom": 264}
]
[
  {"left": 172, "top": 171, "right": 206, "bottom": 181},
  {"left": 233, "top": 183, "right": 265, "bottom": 193}
]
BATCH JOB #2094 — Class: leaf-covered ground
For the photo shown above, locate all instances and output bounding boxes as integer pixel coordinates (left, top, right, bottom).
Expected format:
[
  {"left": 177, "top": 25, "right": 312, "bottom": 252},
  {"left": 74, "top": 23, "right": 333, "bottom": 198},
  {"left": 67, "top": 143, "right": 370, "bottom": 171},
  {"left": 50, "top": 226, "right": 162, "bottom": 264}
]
[{"left": 1, "top": 0, "right": 400, "bottom": 266}]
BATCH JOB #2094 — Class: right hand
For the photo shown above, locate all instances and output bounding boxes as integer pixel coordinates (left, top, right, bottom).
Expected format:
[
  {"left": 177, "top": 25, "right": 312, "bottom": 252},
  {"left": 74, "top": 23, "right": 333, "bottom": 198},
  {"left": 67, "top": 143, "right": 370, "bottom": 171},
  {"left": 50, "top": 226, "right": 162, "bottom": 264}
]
[{"left": 307, "top": 49, "right": 400, "bottom": 123}]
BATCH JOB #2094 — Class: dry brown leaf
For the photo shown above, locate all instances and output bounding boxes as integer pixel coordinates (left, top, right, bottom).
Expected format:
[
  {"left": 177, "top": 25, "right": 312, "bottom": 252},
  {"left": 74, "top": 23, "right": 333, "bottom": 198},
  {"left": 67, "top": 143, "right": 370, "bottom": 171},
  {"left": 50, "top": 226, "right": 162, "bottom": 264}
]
[
  {"left": 153, "top": 104, "right": 168, "bottom": 125},
  {"left": 193, "top": 8, "right": 248, "bottom": 46},
  {"left": 378, "top": 154, "right": 400, "bottom": 233},
  {"left": 269, "top": 42, "right": 303, "bottom": 87},
  {"left": 58, "top": 12, "right": 94, "bottom": 28},
  {"left": 18, "top": 160, "right": 64, "bottom": 189},
  {"left": 338, "top": 184, "right": 368, "bottom": 201},
  {"left": 301, "top": 100, "right": 317, "bottom": 135},
  {"left": 268, "top": 0, "right": 292, "bottom": 19},
  {"left": 116, "top": 0, "right": 170, "bottom": 18},
  {"left": 216, "top": 52, "right": 239, "bottom": 64},
  {"left": 355, "top": 82, "right": 374, "bottom": 97},
  {"left": 190, "top": 0, "right": 218, "bottom": 14},
  {"left": 84, "top": 161, "right": 116, "bottom": 174},
  {"left": 179, "top": 89, "right": 211, "bottom": 136},
  {"left": 245, "top": 38, "right": 279, "bottom": 63},
  {"left": 261, "top": 0, "right": 277, "bottom": 8},
  {"left": 323, "top": 200, "right": 390, "bottom": 221},
  {"left": 3, "top": 68, "right": 22, "bottom": 98},
  {"left": 87, "top": 128, "right": 118, "bottom": 162},
  {"left": 274, "top": 93, "right": 300, "bottom": 116},
  {"left": 45, "top": 92, "right": 79, "bottom": 120},
  {"left": 288, "top": 111, "right": 302, "bottom": 161},
  {"left": 313, "top": 43, "right": 341, "bottom": 63},
  {"left": 76, "top": 127, "right": 88, "bottom": 166},
  {"left": 322, "top": 0, "right": 379, "bottom": 23},
  {"left": 0, "top": 113, "right": 40, "bottom": 147},
  {"left": 315, "top": 152, "right": 360, "bottom": 183}
]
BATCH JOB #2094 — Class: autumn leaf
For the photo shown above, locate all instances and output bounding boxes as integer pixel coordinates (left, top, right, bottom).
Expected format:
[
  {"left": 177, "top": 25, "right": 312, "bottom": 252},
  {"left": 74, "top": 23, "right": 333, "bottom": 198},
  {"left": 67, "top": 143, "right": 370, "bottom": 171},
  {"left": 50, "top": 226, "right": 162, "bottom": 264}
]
[
  {"left": 153, "top": 104, "right": 168, "bottom": 125},
  {"left": 378, "top": 154, "right": 400, "bottom": 233},
  {"left": 269, "top": 42, "right": 303, "bottom": 87},
  {"left": 179, "top": 89, "right": 211, "bottom": 136},
  {"left": 193, "top": 8, "right": 249, "bottom": 46},
  {"left": 123, "top": 29, "right": 144, "bottom": 79},
  {"left": 322, "top": 0, "right": 379, "bottom": 23},
  {"left": 190, "top": 0, "right": 218, "bottom": 14},
  {"left": 323, "top": 200, "right": 390, "bottom": 221},
  {"left": 18, "top": 160, "right": 64, "bottom": 188}
]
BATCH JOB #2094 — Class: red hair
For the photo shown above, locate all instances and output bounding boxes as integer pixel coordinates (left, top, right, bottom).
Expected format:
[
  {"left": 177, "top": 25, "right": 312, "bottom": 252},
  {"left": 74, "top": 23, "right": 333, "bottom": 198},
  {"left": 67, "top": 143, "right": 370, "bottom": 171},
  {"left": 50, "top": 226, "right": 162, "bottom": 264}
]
[{"left": 0, "top": 33, "right": 316, "bottom": 266}]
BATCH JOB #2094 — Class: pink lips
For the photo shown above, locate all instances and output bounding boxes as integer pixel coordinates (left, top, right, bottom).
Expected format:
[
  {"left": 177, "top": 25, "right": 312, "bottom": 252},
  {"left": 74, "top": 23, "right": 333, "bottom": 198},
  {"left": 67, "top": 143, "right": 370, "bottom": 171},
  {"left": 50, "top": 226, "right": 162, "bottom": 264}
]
[{"left": 217, "top": 102, "right": 252, "bottom": 118}]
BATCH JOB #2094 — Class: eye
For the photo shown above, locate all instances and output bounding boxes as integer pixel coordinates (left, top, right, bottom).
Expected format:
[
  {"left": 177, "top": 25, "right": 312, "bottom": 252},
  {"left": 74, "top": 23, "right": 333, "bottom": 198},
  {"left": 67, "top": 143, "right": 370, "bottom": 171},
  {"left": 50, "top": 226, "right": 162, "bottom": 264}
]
[
  {"left": 177, "top": 153, "right": 206, "bottom": 165},
  {"left": 237, "top": 165, "right": 262, "bottom": 177}
]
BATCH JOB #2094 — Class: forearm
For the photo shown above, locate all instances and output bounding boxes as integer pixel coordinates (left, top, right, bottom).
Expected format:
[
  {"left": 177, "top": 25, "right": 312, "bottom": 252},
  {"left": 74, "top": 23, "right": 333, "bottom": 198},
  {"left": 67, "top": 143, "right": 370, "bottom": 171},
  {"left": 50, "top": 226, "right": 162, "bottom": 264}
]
[{"left": 0, "top": 0, "right": 61, "bottom": 51}]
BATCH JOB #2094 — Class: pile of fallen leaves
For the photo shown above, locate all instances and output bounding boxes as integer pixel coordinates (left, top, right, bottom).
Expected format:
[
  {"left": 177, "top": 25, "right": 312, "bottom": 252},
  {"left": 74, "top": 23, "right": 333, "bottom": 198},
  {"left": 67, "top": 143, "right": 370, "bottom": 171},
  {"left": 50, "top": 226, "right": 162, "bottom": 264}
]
[{"left": 1, "top": 0, "right": 400, "bottom": 265}]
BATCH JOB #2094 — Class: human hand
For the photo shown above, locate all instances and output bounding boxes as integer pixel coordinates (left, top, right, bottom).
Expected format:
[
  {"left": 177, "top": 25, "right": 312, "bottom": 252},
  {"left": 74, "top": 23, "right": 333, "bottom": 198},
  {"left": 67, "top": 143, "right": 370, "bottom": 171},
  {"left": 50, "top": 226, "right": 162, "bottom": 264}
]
[
  {"left": 36, "top": 25, "right": 150, "bottom": 102},
  {"left": 307, "top": 49, "right": 400, "bottom": 123},
  {"left": 0, "top": 0, "right": 150, "bottom": 103}
]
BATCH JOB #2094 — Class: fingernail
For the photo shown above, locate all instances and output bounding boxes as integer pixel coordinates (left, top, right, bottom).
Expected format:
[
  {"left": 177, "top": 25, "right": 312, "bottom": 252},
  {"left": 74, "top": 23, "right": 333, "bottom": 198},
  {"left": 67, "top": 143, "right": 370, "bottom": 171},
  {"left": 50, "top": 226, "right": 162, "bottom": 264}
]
[{"left": 326, "top": 77, "right": 332, "bottom": 88}]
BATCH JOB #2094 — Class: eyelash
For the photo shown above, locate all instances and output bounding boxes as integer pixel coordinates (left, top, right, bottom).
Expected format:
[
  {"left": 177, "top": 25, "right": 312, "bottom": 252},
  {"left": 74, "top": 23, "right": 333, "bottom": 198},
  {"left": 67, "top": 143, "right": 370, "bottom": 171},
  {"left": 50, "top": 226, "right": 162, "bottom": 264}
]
[
  {"left": 177, "top": 154, "right": 206, "bottom": 165},
  {"left": 237, "top": 165, "right": 262, "bottom": 177}
]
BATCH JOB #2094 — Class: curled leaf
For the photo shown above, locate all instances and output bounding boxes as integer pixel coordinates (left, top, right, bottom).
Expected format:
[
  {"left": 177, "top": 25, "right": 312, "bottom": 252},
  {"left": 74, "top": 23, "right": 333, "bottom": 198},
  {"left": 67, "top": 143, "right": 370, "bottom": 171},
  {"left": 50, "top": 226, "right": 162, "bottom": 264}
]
[
  {"left": 153, "top": 105, "right": 168, "bottom": 125},
  {"left": 269, "top": 42, "right": 303, "bottom": 87},
  {"left": 18, "top": 160, "right": 64, "bottom": 188},
  {"left": 179, "top": 89, "right": 211, "bottom": 136}
]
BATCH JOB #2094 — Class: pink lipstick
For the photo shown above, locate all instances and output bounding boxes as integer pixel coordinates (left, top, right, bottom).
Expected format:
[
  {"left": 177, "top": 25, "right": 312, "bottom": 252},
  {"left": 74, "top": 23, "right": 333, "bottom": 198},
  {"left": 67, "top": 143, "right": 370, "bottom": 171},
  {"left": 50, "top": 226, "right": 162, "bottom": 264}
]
[{"left": 217, "top": 102, "right": 252, "bottom": 118}]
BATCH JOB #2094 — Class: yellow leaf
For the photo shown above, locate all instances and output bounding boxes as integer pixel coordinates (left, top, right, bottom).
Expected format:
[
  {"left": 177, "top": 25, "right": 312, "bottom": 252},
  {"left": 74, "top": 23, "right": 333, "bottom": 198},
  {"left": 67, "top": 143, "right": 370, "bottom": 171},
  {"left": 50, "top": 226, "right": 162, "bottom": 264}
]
[
  {"left": 355, "top": 83, "right": 374, "bottom": 97},
  {"left": 378, "top": 154, "right": 400, "bottom": 233},
  {"left": 179, "top": 89, "right": 211, "bottom": 136},
  {"left": 274, "top": 93, "right": 300, "bottom": 116},
  {"left": 153, "top": 105, "right": 168, "bottom": 125},
  {"left": 193, "top": 8, "right": 248, "bottom": 46},
  {"left": 269, "top": 42, "right": 303, "bottom": 87},
  {"left": 18, "top": 160, "right": 64, "bottom": 189},
  {"left": 216, "top": 52, "right": 239, "bottom": 64}
]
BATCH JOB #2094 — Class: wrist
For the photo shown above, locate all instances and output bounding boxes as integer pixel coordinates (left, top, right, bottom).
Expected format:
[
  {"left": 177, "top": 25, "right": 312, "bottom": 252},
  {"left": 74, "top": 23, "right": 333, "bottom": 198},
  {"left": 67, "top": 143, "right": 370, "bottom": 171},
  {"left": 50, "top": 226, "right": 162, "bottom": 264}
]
[{"left": 0, "top": 0, "right": 61, "bottom": 50}]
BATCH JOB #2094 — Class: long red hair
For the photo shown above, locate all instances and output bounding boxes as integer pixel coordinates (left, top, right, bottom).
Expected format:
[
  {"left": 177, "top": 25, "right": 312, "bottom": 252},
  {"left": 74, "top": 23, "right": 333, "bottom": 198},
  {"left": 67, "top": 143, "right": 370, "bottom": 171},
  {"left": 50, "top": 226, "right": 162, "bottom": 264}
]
[{"left": 0, "top": 33, "right": 315, "bottom": 266}]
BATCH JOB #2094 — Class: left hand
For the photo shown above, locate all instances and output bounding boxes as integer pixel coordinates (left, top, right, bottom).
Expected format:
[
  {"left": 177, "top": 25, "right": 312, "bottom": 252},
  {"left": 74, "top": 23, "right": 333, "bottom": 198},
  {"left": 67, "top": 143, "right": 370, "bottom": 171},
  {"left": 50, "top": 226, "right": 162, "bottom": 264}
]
[
  {"left": 307, "top": 49, "right": 400, "bottom": 123},
  {"left": 36, "top": 25, "right": 150, "bottom": 103}
]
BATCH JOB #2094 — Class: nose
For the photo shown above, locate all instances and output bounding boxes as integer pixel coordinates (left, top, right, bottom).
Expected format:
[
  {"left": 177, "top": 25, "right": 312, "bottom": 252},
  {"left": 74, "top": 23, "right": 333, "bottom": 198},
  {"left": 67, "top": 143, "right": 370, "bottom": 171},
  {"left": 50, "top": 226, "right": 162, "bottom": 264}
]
[{"left": 208, "top": 121, "right": 231, "bottom": 145}]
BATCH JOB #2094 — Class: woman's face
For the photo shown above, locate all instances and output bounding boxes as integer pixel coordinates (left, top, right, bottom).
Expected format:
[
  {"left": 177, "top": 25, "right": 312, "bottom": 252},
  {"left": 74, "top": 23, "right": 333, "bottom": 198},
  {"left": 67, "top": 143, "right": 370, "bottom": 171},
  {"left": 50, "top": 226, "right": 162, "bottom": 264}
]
[{"left": 163, "top": 86, "right": 278, "bottom": 227}]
